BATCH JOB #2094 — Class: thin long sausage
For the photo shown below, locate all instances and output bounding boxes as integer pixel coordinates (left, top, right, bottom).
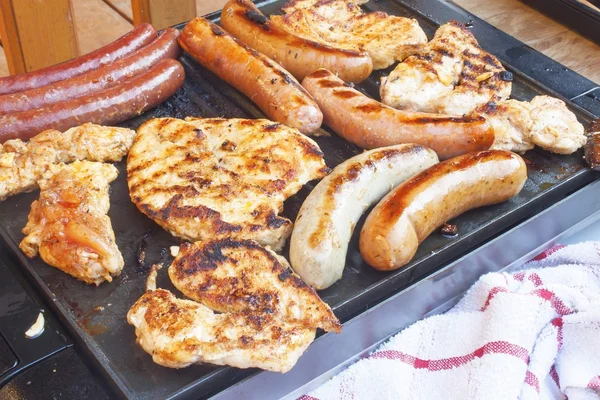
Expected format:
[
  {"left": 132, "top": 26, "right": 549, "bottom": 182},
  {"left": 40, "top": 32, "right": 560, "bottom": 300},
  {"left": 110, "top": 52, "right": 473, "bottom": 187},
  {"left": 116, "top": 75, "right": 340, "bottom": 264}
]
[
  {"left": 178, "top": 17, "right": 323, "bottom": 135},
  {"left": 0, "top": 23, "right": 157, "bottom": 95},
  {"left": 359, "top": 150, "right": 527, "bottom": 271},
  {"left": 0, "top": 59, "right": 185, "bottom": 142},
  {"left": 0, "top": 28, "right": 180, "bottom": 114},
  {"left": 302, "top": 69, "right": 495, "bottom": 159},
  {"left": 220, "top": 0, "right": 373, "bottom": 83}
]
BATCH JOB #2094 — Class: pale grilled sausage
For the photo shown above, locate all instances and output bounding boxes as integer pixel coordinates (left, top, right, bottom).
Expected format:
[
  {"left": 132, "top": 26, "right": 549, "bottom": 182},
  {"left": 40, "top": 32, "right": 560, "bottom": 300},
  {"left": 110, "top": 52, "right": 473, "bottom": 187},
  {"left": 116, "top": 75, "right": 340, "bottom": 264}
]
[
  {"left": 359, "top": 150, "right": 527, "bottom": 271},
  {"left": 0, "top": 59, "right": 185, "bottom": 142},
  {"left": 220, "top": 0, "right": 373, "bottom": 83},
  {"left": 0, "top": 23, "right": 157, "bottom": 95},
  {"left": 302, "top": 69, "right": 495, "bottom": 159},
  {"left": 178, "top": 17, "right": 323, "bottom": 135},
  {"left": 0, "top": 28, "right": 180, "bottom": 114},
  {"left": 290, "top": 144, "right": 438, "bottom": 289}
]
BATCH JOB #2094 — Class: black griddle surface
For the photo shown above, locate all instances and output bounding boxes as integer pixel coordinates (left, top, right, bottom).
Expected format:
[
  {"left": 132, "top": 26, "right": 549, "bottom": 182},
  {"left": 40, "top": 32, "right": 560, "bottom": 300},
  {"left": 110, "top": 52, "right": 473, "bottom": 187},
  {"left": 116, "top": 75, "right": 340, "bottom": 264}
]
[{"left": 0, "top": 1, "right": 598, "bottom": 399}]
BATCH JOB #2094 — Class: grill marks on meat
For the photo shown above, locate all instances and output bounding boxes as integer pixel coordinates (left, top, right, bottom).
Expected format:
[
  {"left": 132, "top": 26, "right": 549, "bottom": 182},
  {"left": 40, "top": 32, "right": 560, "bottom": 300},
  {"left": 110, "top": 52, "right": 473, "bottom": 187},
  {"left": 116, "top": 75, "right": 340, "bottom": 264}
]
[
  {"left": 273, "top": 0, "right": 427, "bottom": 69},
  {"left": 0, "top": 123, "right": 135, "bottom": 201},
  {"left": 483, "top": 96, "right": 587, "bottom": 155},
  {"left": 19, "top": 161, "right": 123, "bottom": 285},
  {"left": 127, "top": 266, "right": 316, "bottom": 372},
  {"left": 127, "top": 117, "right": 328, "bottom": 251},
  {"left": 380, "top": 21, "right": 511, "bottom": 115},
  {"left": 168, "top": 239, "right": 341, "bottom": 333}
]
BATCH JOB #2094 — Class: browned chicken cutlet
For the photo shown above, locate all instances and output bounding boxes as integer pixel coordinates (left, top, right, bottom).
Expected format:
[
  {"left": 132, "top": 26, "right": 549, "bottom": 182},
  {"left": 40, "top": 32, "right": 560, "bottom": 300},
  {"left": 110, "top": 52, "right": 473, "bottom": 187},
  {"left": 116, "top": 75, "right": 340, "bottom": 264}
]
[
  {"left": 273, "top": 0, "right": 427, "bottom": 69},
  {"left": 380, "top": 21, "right": 512, "bottom": 115},
  {"left": 19, "top": 161, "right": 123, "bottom": 285},
  {"left": 483, "top": 96, "right": 587, "bottom": 155},
  {"left": 127, "top": 117, "right": 328, "bottom": 251},
  {"left": 127, "top": 266, "right": 316, "bottom": 372},
  {"left": 0, "top": 123, "right": 135, "bottom": 201},
  {"left": 168, "top": 239, "right": 341, "bottom": 333}
]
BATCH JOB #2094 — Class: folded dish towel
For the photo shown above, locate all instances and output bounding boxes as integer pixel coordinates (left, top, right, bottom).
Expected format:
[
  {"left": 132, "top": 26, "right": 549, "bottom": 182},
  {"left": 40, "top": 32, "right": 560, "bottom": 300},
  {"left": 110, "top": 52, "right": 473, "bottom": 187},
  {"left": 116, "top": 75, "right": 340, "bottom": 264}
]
[{"left": 301, "top": 242, "right": 600, "bottom": 400}]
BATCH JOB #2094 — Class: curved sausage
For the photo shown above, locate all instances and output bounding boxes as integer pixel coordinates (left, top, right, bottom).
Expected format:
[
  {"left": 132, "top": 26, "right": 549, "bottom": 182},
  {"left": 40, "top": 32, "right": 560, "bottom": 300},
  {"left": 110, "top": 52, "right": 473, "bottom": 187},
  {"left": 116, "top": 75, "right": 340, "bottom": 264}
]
[
  {"left": 290, "top": 144, "right": 438, "bottom": 289},
  {"left": 359, "top": 150, "right": 527, "bottom": 271},
  {"left": 302, "top": 69, "right": 495, "bottom": 159},
  {"left": 220, "top": 0, "right": 373, "bottom": 83},
  {"left": 0, "top": 28, "right": 180, "bottom": 114},
  {"left": 0, "top": 59, "right": 185, "bottom": 142},
  {"left": 0, "top": 23, "right": 157, "bottom": 95},
  {"left": 178, "top": 17, "right": 323, "bottom": 135}
]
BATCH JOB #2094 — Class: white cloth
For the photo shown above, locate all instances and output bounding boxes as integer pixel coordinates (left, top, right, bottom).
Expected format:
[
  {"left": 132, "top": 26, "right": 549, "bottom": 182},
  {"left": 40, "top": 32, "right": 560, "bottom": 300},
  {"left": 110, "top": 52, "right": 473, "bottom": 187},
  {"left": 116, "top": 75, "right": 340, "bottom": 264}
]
[{"left": 301, "top": 242, "right": 600, "bottom": 400}]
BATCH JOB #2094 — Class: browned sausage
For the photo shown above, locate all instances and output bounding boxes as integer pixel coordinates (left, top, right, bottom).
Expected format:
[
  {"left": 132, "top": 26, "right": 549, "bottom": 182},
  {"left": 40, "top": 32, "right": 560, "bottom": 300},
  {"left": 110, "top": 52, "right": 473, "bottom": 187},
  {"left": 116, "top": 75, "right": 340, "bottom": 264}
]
[
  {"left": 220, "top": 0, "right": 373, "bottom": 83},
  {"left": 0, "top": 59, "right": 184, "bottom": 142},
  {"left": 0, "top": 23, "right": 157, "bottom": 95},
  {"left": 0, "top": 28, "right": 180, "bottom": 114},
  {"left": 359, "top": 150, "right": 527, "bottom": 271},
  {"left": 302, "top": 69, "right": 495, "bottom": 159},
  {"left": 178, "top": 17, "right": 323, "bottom": 135}
]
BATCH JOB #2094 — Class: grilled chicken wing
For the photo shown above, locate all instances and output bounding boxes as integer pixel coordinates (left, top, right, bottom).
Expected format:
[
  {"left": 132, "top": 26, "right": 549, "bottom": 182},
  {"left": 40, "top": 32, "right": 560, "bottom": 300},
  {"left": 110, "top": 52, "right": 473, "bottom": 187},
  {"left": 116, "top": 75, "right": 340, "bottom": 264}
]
[
  {"left": 380, "top": 21, "right": 512, "bottom": 115},
  {"left": 19, "top": 161, "right": 123, "bottom": 285},
  {"left": 127, "top": 117, "right": 328, "bottom": 251},
  {"left": 483, "top": 96, "right": 587, "bottom": 155},
  {"left": 128, "top": 266, "right": 316, "bottom": 372},
  {"left": 0, "top": 123, "right": 135, "bottom": 201},
  {"left": 168, "top": 239, "right": 341, "bottom": 333},
  {"left": 273, "top": 0, "right": 427, "bottom": 69}
]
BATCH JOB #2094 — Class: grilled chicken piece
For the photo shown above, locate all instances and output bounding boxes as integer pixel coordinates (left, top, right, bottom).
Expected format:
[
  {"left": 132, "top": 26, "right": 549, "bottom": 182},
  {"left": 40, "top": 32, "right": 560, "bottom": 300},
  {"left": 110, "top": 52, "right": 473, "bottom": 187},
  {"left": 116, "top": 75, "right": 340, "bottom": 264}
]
[
  {"left": 483, "top": 96, "right": 587, "bottom": 155},
  {"left": 168, "top": 239, "right": 341, "bottom": 333},
  {"left": 273, "top": 0, "right": 427, "bottom": 69},
  {"left": 128, "top": 266, "right": 315, "bottom": 372},
  {"left": 127, "top": 117, "right": 328, "bottom": 251},
  {"left": 19, "top": 161, "right": 123, "bottom": 285},
  {"left": 584, "top": 119, "right": 600, "bottom": 169},
  {"left": 0, "top": 123, "right": 135, "bottom": 201},
  {"left": 380, "top": 21, "right": 512, "bottom": 115}
]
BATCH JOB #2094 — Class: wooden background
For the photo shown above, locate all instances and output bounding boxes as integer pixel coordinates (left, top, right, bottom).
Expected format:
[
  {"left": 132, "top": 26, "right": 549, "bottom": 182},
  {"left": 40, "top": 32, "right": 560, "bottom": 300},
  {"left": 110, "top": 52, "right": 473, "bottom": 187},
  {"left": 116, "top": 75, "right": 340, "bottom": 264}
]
[{"left": 0, "top": 0, "right": 598, "bottom": 83}]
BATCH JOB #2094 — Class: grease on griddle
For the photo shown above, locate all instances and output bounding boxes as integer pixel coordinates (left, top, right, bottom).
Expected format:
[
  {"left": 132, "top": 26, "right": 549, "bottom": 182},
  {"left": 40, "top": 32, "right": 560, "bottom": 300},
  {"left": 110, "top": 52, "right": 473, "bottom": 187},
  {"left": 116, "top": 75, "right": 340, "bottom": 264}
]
[
  {"left": 135, "top": 238, "right": 150, "bottom": 275},
  {"left": 440, "top": 223, "right": 458, "bottom": 238},
  {"left": 522, "top": 157, "right": 546, "bottom": 173},
  {"left": 79, "top": 306, "right": 108, "bottom": 336}
]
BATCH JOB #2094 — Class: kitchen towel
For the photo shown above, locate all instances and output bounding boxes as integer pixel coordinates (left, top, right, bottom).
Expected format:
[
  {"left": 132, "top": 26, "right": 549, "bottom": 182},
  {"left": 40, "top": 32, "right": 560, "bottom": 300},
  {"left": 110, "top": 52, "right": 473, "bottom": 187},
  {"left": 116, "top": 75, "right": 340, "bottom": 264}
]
[{"left": 301, "top": 241, "right": 600, "bottom": 400}]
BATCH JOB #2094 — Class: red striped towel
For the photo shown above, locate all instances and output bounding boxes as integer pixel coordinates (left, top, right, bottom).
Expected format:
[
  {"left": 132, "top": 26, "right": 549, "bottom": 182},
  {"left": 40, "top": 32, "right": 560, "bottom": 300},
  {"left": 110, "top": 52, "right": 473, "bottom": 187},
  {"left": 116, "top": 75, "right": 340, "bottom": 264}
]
[{"left": 301, "top": 242, "right": 600, "bottom": 400}]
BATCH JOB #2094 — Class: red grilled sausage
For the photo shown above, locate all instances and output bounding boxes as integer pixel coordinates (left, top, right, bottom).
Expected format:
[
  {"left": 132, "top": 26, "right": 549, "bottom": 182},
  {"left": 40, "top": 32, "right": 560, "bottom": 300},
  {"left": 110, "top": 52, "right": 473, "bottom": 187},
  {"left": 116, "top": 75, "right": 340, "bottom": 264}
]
[
  {"left": 220, "top": 0, "right": 373, "bottom": 83},
  {"left": 302, "top": 69, "right": 494, "bottom": 159},
  {"left": 0, "top": 28, "right": 180, "bottom": 114},
  {"left": 0, "top": 23, "right": 157, "bottom": 95},
  {"left": 0, "top": 59, "right": 185, "bottom": 142},
  {"left": 178, "top": 17, "right": 323, "bottom": 135}
]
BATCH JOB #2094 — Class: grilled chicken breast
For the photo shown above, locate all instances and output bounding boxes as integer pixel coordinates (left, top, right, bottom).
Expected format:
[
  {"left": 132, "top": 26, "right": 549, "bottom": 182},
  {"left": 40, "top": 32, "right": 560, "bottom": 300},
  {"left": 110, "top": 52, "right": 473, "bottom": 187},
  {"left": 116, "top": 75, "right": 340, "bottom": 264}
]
[
  {"left": 168, "top": 239, "right": 341, "bottom": 333},
  {"left": 0, "top": 123, "right": 135, "bottom": 201},
  {"left": 19, "top": 161, "right": 123, "bottom": 285},
  {"left": 485, "top": 96, "right": 587, "bottom": 155},
  {"left": 380, "top": 21, "right": 512, "bottom": 115},
  {"left": 127, "top": 117, "right": 328, "bottom": 251},
  {"left": 273, "top": 0, "right": 427, "bottom": 69},
  {"left": 128, "top": 266, "right": 316, "bottom": 372}
]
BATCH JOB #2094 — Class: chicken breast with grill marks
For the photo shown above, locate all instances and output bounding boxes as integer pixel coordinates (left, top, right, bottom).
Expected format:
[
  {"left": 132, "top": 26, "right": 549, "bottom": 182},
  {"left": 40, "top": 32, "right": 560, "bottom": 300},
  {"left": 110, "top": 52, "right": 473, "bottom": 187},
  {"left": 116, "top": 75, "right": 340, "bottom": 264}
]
[
  {"left": 19, "top": 161, "right": 123, "bottom": 285},
  {"left": 380, "top": 21, "right": 512, "bottom": 115},
  {"left": 168, "top": 239, "right": 341, "bottom": 333},
  {"left": 484, "top": 95, "right": 587, "bottom": 155},
  {"left": 127, "top": 117, "right": 328, "bottom": 251},
  {"left": 273, "top": 0, "right": 427, "bottom": 70},
  {"left": 0, "top": 123, "right": 135, "bottom": 201},
  {"left": 128, "top": 266, "right": 315, "bottom": 372}
]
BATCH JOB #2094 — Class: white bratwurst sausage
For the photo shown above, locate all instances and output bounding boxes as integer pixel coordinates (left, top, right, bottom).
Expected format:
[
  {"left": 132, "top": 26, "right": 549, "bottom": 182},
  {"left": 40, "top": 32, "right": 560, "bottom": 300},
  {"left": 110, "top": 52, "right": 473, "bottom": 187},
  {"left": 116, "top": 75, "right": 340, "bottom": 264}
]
[
  {"left": 359, "top": 150, "right": 527, "bottom": 271},
  {"left": 290, "top": 144, "right": 439, "bottom": 289}
]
